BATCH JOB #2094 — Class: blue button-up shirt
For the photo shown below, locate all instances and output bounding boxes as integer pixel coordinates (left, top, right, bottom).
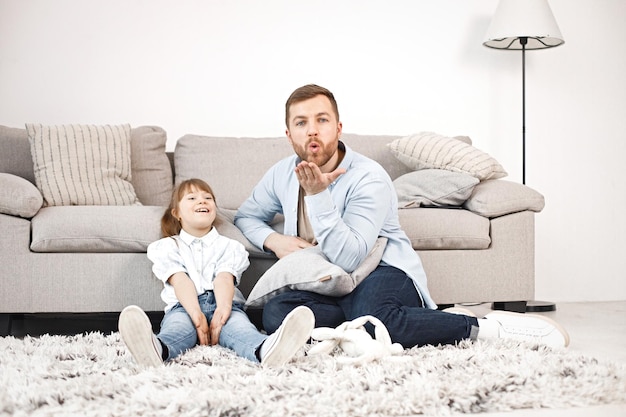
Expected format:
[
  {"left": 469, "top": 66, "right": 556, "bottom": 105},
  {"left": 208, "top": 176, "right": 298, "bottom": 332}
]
[{"left": 235, "top": 142, "right": 436, "bottom": 309}]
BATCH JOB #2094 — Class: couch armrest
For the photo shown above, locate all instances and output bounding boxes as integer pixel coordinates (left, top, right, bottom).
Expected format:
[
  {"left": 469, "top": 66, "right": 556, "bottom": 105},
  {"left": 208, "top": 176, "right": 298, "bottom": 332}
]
[
  {"left": 0, "top": 173, "right": 43, "bottom": 218},
  {"left": 462, "top": 179, "right": 545, "bottom": 218}
]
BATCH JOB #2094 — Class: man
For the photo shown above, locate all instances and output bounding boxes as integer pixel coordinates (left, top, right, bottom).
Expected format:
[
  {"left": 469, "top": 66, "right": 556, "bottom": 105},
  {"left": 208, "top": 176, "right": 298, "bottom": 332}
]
[{"left": 235, "top": 84, "right": 569, "bottom": 348}]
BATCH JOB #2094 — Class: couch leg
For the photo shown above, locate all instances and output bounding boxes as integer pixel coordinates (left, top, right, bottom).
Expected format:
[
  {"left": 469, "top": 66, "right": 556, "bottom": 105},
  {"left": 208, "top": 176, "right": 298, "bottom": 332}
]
[
  {"left": 0, "top": 314, "right": 13, "bottom": 336},
  {"left": 491, "top": 301, "right": 527, "bottom": 313}
]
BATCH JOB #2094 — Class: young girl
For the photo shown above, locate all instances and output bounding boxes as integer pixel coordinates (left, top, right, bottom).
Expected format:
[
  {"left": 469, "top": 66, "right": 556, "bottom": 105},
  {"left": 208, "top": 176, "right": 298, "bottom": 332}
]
[{"left": 119, "top": 178, "right": 314, "bottom": 368}]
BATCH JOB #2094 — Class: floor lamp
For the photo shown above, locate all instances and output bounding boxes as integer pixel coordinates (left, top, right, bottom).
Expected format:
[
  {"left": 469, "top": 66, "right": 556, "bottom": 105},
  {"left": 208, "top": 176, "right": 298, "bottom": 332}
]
[{"left": 483, "top": 0, "right": 564, "bottom": 313}]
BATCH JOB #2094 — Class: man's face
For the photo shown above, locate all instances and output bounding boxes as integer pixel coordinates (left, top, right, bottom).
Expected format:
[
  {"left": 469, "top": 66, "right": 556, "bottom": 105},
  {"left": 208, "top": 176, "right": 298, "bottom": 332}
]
[{"left": 286, "top": 94, "right": 342, "bottom": 173}]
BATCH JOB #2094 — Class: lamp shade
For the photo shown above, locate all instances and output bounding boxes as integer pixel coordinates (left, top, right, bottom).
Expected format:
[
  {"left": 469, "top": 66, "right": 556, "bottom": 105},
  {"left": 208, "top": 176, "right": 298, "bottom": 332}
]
[{"left": 483, "top": 0, "right": 564, "bottom": 50}]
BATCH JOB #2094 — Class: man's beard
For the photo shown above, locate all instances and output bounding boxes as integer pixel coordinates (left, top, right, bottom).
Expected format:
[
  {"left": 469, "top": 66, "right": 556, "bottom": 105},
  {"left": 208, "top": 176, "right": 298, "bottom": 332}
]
[{"left": 296, "top": 139, "right": 336, "bottom": 167}]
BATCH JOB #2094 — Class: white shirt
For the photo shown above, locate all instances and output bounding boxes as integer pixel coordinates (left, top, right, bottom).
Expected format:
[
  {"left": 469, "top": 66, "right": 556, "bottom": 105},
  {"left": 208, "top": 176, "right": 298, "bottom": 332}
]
[{"left": 147, "top": 227, "right": 249, "bottom": 312}]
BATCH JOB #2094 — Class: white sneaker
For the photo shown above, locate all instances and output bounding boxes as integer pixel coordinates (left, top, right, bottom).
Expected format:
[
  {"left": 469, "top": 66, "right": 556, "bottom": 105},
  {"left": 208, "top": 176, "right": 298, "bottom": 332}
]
[
  {"left": 484, "top": 311, "right": 570, "bottom": 348},
  {"left": 260, "top": 306, "right": 315, "bottom": 368},
  {"left": 118, "top": 305, "right": 164, "bottom": 367}
]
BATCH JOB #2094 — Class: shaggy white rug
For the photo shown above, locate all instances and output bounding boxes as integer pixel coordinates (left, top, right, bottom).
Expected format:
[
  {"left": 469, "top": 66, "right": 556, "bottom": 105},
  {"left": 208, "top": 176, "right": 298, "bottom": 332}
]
[{"left": 1, "top": 332, "right": 625, "bottom": 417}]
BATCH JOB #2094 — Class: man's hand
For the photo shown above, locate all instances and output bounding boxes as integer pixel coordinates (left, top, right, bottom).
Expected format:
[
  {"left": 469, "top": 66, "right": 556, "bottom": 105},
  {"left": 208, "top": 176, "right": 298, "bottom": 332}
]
[
  {"left": 209, "top": 306, "right": 231, "bottom": 345},
  {"left": 295, "top": 161, "right": 346, "bottom": 196},
  {"left": 264, "top": 232, "right": 314, "bottom": 259}
]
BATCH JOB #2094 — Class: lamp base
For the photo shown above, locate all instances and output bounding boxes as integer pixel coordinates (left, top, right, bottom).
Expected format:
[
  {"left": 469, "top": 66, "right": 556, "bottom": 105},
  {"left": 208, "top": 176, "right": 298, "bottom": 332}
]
[
  {"left": 525, "top": 300, "right": 556, "bottom": 313},
  {"left": 491, "top": 300, "right": 557, "bottom": 313}
]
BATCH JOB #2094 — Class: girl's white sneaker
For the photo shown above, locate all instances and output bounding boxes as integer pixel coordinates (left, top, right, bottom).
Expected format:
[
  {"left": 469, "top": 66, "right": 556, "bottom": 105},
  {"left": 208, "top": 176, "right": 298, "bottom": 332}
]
[{"left": 118, "top": 305, "right": 164, "bottom": 367}]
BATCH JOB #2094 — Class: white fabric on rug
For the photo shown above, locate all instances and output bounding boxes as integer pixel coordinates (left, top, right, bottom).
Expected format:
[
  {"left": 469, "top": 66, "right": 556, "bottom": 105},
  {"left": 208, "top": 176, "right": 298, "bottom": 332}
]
[{"left": 0, "top": 332, "right": 625, "bottom": 417}]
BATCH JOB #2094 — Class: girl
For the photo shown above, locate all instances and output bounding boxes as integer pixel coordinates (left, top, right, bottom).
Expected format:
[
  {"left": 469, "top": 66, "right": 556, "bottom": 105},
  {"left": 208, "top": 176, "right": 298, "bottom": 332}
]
[{"left": 119, "top": 178, "right": 314, "bottom": 368}]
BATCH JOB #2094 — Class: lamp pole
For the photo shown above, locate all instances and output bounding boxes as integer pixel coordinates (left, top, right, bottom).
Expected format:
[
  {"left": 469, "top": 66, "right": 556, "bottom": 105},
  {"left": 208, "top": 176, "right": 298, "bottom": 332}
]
[{"left": 521, "top": 36, "right": 527, "bottom": 185}]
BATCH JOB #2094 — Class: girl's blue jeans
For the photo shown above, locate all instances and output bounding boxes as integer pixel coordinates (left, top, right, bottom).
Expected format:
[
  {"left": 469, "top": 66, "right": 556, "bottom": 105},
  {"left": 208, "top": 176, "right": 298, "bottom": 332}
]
[
  {"left": 158, "top": 291, "right": 266, "bottom": 362},
  {"left": 262, "top": 265, "right": 479, "bottom": 348}
]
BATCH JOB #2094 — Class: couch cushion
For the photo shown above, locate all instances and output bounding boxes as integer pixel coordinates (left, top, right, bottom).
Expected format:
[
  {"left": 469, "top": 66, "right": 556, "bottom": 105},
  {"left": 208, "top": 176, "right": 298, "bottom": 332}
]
[
  {"left": 129, "top": 126, "right": 173, "bottom": 206},
  {"left": 387, "top": 132, "right": 508, "bottom": 181},
  {"left": 219, "top": 204, "right": 489, "bottom": 253},
  {"left": 0, "top": 125, "right": 36, "bottom": 183},
  {"left": 175, "top": 135, "right": 294, "bottom": 210},
  {"left": 0, "top": 173, "right": 43, "bottom": 218},
  {"left": 174, "top": 133, "right": 415, "bottom": 211},
  {"left": 340, "top": 133, "right": 412, "bottom": 181},
  {"left": 30, "top": 206, "right": 163, "bottom": 252},
  {"left": 398, "top": 208, "right": 491, "bottom": 250},
  {"left": 393, "top": 169, "right": 479, "bottom": 208},
  {"left": 26, "top": 124, "right": 140, "bottom": 206},
  {"left": 213, "top": 208, "right": 270, "bottom": 256}
]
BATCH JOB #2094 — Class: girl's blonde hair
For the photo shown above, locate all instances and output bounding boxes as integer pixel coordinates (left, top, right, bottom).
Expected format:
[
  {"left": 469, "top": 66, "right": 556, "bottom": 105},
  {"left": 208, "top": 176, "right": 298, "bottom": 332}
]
[{"left": 161, "top": 178, "right": 219, "bottom": 237}]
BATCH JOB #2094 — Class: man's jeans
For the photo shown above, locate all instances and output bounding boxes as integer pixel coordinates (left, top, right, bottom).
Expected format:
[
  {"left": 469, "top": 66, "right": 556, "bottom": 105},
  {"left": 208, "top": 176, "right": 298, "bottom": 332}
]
[
  {"left": 263, "top": 265, "right": 479, "bottom": 348},
  {"left": 158, "top": 291, "right": 266, "bottom": 362}
]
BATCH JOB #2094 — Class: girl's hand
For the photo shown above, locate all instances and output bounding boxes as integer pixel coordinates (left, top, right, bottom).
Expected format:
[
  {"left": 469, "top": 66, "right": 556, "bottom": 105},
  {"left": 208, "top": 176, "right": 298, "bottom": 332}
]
[
  {"left": 191, "top": 311, "right": 210, "bottom": 346},
  {"left": 209, "top": 306, "right": 231, "bottom": 345}
]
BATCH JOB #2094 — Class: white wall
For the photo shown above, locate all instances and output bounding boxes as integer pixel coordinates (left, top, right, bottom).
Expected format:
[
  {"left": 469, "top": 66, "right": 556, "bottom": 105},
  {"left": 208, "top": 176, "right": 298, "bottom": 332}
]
[{"left": 1, "top": 0, "right": 624, "bottom": 302}]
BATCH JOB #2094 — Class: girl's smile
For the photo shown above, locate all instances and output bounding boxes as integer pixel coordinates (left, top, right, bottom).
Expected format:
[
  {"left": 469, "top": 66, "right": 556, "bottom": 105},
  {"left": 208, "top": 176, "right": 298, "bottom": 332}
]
[{"left": 173, "top": 186, "right": 217, "bottom": 237}]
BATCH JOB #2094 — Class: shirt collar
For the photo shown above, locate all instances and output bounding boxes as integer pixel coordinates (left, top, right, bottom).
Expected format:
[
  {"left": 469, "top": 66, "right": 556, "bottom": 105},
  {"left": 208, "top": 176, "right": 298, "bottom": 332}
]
[
  {"left": 179, "top": 227, "right": 219, "bottom": 246},
  {"left": 337, "top": 140, "right": 353, "bottom": 172}
]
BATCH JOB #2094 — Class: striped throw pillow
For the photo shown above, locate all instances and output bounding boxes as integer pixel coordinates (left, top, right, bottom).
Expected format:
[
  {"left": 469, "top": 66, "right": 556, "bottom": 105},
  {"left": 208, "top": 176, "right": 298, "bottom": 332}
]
[
  {"left": 26, "top": 124, "right": 140, "bottom": 206},
  {"left": 387, "top": 132, "right": 507, "bottom": 181}
]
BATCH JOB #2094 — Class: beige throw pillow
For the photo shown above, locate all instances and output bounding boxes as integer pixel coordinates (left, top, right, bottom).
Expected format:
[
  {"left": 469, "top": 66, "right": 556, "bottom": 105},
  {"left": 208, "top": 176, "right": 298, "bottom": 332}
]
[
  {"left": 26, "top": 124, "right": 140, "bottom": 206},
  {"left": 245, "top": 237, "right": 388, "bottom": 309},
  {"left": 387, "top": 132, "right": 507, "bottom": 181}
]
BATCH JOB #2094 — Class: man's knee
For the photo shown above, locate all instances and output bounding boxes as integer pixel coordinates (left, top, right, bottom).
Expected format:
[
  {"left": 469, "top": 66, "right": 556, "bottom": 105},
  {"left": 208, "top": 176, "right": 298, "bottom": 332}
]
[{"left": 261, "top": 297, "right": 289, "bottom": 334}]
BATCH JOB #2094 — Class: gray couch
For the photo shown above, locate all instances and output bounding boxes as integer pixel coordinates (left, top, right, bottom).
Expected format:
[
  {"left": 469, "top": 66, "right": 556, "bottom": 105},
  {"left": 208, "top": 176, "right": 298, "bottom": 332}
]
[{"left": 0, "top": 125, "right": 545, "bottom": 335}]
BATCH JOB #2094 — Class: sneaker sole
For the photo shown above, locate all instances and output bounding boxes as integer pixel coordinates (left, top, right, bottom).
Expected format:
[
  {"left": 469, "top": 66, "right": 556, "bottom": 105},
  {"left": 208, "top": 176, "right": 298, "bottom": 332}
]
[
  {"left": 118, "top": 305, "right": 163, "bottom": 367},
  {"left": 442, "top": 306, "right": 477, "bottom": 317},
  {"left": 262, "top": 306, "right": 315, "bottom": 368},
  {"left": 485, "top": 310, "right": 570, "bottom": 347}
]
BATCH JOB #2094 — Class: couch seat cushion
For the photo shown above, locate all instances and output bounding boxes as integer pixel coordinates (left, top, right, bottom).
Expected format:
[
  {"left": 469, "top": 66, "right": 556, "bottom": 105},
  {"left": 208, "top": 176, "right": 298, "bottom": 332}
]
[
  {"left": 398, "top": 208, "right": 490, "bottom": 250},
  {"left": 30, "top": 206, "right": 164, "bottom": 253}
]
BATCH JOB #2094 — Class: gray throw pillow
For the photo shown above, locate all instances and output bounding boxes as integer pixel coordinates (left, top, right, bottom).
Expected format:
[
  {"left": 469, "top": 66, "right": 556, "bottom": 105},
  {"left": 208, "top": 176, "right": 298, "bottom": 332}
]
[
  {"left": 463, "top": 179, "right": 545, "bottom": 217},
  {"left": 394, "top": 169, "right": 479, "bottom": 208},
  {"left": 0, "top": 173, "right": 43, "bottom": 218},
  {"left": 245, "top": 237, "right": 388, "bottom": 309}
]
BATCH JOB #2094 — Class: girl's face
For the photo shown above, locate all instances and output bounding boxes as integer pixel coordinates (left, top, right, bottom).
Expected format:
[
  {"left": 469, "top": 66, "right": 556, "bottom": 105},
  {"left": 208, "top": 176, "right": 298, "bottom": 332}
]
[{"left": 172, "top": 186, "right": 217, "bottom": 237}]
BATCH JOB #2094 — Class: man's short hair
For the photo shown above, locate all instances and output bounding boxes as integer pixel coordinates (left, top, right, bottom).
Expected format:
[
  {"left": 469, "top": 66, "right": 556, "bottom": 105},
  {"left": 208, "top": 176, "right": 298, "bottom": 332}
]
[{"left": 285, "top": 84, "right": 340, "bottom": 127}]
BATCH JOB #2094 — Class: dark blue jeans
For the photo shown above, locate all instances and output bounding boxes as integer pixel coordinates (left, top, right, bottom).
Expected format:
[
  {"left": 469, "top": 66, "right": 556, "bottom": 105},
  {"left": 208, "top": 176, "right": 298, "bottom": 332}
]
[{"left": 262, "top": 265, "right": 479, "bottom": 348}]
